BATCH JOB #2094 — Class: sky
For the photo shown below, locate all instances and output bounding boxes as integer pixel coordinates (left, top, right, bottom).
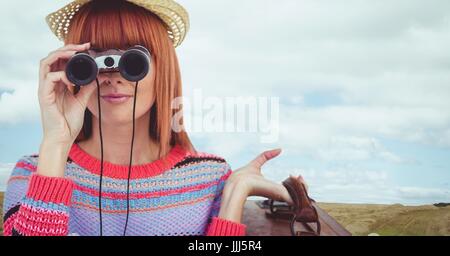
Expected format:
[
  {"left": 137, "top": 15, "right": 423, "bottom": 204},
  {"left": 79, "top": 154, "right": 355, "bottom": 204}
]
[{"left": 0, "top": 0, "right": 449, "bottom": 205}]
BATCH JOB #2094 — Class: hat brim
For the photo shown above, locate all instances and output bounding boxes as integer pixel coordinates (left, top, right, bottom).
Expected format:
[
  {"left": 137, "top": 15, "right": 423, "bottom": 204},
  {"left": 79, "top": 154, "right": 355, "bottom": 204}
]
[{"left": 45, "top": 0, "right": 189, "bottom": 48}]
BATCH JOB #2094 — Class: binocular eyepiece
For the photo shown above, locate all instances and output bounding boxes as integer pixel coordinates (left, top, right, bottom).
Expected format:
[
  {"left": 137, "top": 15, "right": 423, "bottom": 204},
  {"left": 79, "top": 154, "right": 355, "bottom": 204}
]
[{"left": 66, "top": 45, "right": 151, "bottom": 86}]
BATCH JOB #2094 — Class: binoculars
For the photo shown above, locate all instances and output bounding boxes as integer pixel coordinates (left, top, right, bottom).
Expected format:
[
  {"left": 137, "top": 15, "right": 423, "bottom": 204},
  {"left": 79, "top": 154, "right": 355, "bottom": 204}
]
[{"left": 65, "top": 45, "right": 151, "bottom": 86}]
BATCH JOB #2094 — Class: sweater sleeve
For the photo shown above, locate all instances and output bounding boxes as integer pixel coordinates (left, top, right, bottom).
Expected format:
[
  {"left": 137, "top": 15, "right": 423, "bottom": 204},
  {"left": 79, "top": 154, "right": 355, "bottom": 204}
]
[
  {"left": 205, "top": 163, "right": 247, "bottom": 236},
  {"left": 2, "top": 156, "right": 73, "bottom": 236}
]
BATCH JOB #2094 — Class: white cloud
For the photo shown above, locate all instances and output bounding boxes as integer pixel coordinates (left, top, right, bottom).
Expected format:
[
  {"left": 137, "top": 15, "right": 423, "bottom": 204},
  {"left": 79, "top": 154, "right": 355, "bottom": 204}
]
[
  {"left": 261, "top": 166, "right": 449, "bottom": 205},
  {"left": 0, "top": 83, "right": 39, "bottom": 124},
  {"left": 0, "top": 0, "right": 67, "bottom": 123},
  {"left": 396, "top": 187, "right": 450, "bottom": 202},
  {"left": 316, "top": 136, "right": 405, "bottom": 163},
  {"left": 279, "top": 105, "right": 450, "bottom": 156},
  {"left": 0, "top": 163, "right": 14, "bottom": 191},
  {"left": 176, "top": 0, "right": 450, "bottom": 159}
]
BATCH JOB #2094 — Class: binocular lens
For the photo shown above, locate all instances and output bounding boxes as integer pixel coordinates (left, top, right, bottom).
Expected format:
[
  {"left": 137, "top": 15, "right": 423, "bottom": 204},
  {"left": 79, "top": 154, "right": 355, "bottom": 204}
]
[
  {"left": 119, "top": 49, "right": 150, "bottom": 82},
  {"left": 66, "top": 54, "right": 98, "bottom": 86}
]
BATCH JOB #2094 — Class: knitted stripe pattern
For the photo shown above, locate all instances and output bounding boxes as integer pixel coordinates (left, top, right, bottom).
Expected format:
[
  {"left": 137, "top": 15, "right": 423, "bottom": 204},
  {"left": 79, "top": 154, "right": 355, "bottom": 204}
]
[{"left": 2, "top": 144, "right": 246, "bottom": 236}]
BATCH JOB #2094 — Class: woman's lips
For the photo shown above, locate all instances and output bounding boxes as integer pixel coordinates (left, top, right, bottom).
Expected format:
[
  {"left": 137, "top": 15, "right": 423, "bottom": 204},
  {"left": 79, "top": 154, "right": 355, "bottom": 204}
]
[{"left": 101, "top": 93, "right": 133, "bottom": 103}]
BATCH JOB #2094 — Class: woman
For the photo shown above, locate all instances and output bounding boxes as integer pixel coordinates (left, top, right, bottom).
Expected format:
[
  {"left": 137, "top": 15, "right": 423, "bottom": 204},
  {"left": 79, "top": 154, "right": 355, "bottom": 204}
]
[{"left": 2, "top": 0, "right": 297, "bottom": 236}]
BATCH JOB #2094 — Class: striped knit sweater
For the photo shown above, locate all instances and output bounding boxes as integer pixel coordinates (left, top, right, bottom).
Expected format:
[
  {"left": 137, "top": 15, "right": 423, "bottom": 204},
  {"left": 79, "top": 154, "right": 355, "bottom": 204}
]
[{"left": 2, "top": 143, "right": 246, "bottom": 236}]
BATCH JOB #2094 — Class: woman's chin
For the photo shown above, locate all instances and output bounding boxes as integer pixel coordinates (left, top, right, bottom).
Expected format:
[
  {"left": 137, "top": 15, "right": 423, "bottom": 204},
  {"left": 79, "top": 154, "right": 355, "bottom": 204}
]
[{"left": 100, "top": 113, "right": 138, "bottom": 125}]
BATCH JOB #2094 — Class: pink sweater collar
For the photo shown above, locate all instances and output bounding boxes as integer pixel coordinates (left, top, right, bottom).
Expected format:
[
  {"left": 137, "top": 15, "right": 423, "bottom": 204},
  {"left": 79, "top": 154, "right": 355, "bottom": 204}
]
[{"left": 68, "top": 143, "right": 188, "bottom": 179}]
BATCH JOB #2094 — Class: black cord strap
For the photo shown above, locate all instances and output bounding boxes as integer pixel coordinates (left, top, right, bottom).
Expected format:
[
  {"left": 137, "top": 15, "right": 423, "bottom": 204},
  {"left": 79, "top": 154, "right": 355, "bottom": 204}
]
[
  {"left": 96, "top": 79, "right": 138, "bottom": 236},
  {"left": 123, "top": 81, "right": 139, "bottom": 236},
  {"left": 96, "top": 78, "right": 104, "bottom": 236}
]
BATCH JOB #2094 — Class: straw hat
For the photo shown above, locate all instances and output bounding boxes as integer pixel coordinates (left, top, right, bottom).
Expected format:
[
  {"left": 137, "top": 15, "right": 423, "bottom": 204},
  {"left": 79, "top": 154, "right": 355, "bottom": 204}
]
[{"left": 45, "top": 0, "right": 189, "bottom": 48}]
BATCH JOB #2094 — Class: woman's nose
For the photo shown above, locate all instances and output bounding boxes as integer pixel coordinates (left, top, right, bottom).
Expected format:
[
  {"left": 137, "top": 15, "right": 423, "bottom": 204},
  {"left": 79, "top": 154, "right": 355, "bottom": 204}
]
[{"left": 99, "top": 72, "right": 122, "bottom": 85}]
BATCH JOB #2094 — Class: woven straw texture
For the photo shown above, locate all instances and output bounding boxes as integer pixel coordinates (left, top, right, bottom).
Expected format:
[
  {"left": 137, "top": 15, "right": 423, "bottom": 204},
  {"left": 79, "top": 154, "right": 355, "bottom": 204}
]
[{"left": 45, "top": 0, "right": 189, "bottom": 48}]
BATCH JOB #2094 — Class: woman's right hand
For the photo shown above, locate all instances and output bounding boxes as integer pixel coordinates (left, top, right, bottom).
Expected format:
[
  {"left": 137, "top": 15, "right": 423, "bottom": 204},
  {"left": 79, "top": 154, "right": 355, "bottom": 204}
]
[
  {"left": 38, "top": 42, "right": 97, "bottom": 146},
  {"left": 37, "top": 43, "right": 101, "bottom": 177}
]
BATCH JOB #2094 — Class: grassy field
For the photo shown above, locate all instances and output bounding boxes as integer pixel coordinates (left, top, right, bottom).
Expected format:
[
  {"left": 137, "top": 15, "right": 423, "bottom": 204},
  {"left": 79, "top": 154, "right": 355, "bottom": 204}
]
[
  {"left": 0, "top": 192, "right": 448, "bottom": 236},
  {"left": 319, "top": 202, "right": 450, "bottom": 236}
]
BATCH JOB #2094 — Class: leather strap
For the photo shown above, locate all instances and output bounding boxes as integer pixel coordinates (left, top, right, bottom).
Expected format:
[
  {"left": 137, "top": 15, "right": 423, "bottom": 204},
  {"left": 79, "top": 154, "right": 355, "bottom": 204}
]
[{"left": 282, "top": 176, "right": 321, "bottom": 236}]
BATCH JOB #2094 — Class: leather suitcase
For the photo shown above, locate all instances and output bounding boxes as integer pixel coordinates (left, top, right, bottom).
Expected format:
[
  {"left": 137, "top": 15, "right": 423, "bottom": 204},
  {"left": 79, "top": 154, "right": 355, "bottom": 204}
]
[{"left": 242, "top": 200, "right": 352, "bottom": 236}]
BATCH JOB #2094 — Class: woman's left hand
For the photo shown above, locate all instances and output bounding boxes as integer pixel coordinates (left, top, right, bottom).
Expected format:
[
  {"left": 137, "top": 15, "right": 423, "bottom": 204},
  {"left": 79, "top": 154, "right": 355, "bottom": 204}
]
[{"left": 217, "top": 149, "right": 295, "bottom": 223}]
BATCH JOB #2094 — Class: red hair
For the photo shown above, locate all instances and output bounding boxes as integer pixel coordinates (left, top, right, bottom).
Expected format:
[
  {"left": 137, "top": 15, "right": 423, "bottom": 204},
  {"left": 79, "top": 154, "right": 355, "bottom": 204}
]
[{"left": 65, "top": 0, "right": 194, "bottom": 156}]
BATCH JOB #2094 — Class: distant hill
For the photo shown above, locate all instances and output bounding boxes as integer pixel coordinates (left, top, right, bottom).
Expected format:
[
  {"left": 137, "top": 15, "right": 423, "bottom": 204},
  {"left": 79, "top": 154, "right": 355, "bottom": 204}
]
[
  {"left": 0, "top": 192, "right": 448, "bottom": 236},
  {"left": 434, "top": 203, "right": 450, "bottom": 208}
]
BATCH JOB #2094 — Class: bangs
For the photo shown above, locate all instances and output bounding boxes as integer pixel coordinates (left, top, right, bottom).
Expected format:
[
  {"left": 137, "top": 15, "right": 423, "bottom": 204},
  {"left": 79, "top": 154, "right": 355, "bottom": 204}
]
[{"left": 65, "top": 0, "right": 169, "bottom": 51}]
